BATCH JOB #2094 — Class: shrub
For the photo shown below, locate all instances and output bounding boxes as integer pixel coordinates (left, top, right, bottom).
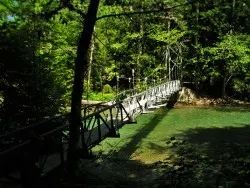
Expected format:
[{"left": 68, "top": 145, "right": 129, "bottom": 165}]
[
  {"left": 102, "top": 84, "right": 113, "bottom": 94},
  {"left": 83, "top": 92, "right": 115, "bottom": 101}
]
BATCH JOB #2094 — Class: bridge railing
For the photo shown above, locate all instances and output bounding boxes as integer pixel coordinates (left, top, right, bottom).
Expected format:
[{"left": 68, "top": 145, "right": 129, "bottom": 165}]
[
  {"left": 0, "top": 102, "right": 110, "bottom": 154},
  {"left": 82, "top": 101, "right": 130, "bottom": 149},
  {"left": 0, "top": 79, "right": 181, "bottom": 183},
  {"left": 0, "top": 114, "right": 70, "bottom": 154},
  {"left": 121, "top": 80, "right": 181, "bottom": 116},
  {"left": 0, "top": 100, "right": 132, "bottom": 181},
  {"left": 0, "top": 80, "right": 181, "bottom": 157},
  {"left": 115, "top": 88, "right": 139, "bottom": 100}
]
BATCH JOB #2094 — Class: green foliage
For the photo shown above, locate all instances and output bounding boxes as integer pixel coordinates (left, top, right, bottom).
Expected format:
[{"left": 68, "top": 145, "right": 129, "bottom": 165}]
[
  {"left": 102, "top": 84, "right": 113, "bottom": 94},
  {"left": 0, "top": 21, "right": 65, "bottom": 131},
  {"left": 233, "top": 75, "right": 250, "bottom": 100},
  {"left": 147, "top": 25, "right": 186, "bottom": 45},
  {"left": 179, "top": 0, "right": 250, "bottom": 97},
  {"left": 40, "top": 9, "right": 82, "bottom": 101},
  {"left": 200, "top": 34, "right": 250, "bottom": 96},
  {"left": 83, "top": 92, "right": 114, "bottom": 101},
  {"left": 135, "top": 81, "right": 147, "bottom": 92},
  {"left": 2, "top": 0, "right": 250, "bottom": 131}
]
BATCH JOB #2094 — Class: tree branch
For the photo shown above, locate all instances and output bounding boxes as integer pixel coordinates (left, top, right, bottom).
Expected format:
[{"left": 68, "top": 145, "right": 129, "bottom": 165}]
[
  {"left": 96, "top": 1, "right": 197, "bottom": 21},
  {"left": 225, "top": 73, "right": 234, "bottom": 86},
  {"left": 41, "top": 6, "right": 65, "bottom": 20},
  {"left": 64, "top": 0, "right": 85, "bottom": 18},
  {"left": 41, "top": 0, "right": 85, "bottom": 20}
]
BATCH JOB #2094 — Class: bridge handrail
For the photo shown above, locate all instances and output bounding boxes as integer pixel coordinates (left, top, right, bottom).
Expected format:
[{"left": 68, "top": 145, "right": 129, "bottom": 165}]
[
  {"left": 115, "top": 88, "right": 139, "bottom": 100},
  {"left": 0, "top": 101, "right": 124, "bottom": 155},
  {"left": 0, "top": 80, "right": 181, "bottom": 156},
  {"left": 120, "top": 80, "right": 181, "bottom": 116},
  {"left": 0, "top": 79, "right": 181, "bottom": 185},
  {"left": 0, "top": 114, "right": 70, "bottom": 140},
  {"left": 81, "top": 101, "right": 122, "bottom": 120},
  {"left": 119, "top": 80, "right": 179, "bottom": 100},
  {"left": 0, "top": 102, "right": 106, "bottom": 140}
]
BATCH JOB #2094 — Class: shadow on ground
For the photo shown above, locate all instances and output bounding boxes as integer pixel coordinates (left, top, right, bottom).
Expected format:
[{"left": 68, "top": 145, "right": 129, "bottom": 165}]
[
  {"left": 213, "top": 106, "right": 250, "bottom": 112},
  {"left": 85, "top": 124, "right": 250, "bottom": 187},
  {"left": 156, "top": 124, "right": 250, "bottom": 187},
  {"left": 115, "top": 108, "right": 170, "bottom": 159},
  {"left": 51, "top": 118, "right": 250, "bottom": 188}
]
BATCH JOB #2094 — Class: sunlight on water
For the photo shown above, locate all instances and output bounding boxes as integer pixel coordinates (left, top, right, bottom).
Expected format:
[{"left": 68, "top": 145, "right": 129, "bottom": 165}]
[{"left": 92, "top": 106, "right": 250, "bottom": 163}]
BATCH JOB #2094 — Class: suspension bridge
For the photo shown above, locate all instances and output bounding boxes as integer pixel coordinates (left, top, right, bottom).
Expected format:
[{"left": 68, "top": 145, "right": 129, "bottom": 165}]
[{"left": 0, "top": 78, "right": 181, "bottom": 187}]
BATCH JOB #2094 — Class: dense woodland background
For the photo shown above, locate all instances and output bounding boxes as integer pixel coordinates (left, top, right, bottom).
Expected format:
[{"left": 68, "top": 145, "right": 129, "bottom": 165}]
[{"left": 0, "top": 0, "right": 250, "bottom": 132}]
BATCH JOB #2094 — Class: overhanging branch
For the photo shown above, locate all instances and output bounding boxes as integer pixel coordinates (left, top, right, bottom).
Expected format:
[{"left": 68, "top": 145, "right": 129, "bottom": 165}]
[
  {"left": 225, "top": 73, "right": 234, "bottom": 86},
  {"left": 96, "top": 1, "right": 197, "bottom": 21},
  {"left": 65, "top": 1, "right": 85, "bottom": 18}
]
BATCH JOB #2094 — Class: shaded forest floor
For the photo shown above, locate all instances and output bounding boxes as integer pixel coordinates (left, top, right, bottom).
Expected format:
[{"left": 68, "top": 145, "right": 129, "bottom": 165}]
[{"left": 50, "top": 106, "right": 250, "bottom": 188}]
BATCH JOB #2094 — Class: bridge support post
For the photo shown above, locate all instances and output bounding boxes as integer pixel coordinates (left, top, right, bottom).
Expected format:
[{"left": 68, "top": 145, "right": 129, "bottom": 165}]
[
  {"left": 60, "top": 132, "right": 65, "bottom": 166},
  {"left": 77, "top": 122, "right": 90, "bottom": 158},
  {"left": 119, "top": 104, "right": 124, "bottom": 125},
  {"left": 21, "top": 137, "right": 42, "bottom": 188},
  {"left": 128, "top": 116, "right": 137, "bottom": 124},
  {"left": 108, "top": 108, "right": 120, "bottom": 138},
  {"left": 167, "top": 91, "right": 178, "bottom": 109},
  {"left": 97, "top": 115, "right": 101, "bottom": 142}
]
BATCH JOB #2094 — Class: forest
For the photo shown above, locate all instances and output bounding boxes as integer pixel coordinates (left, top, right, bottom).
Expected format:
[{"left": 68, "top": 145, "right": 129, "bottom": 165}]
[
  {"left": 0, "top": 0, "right": 250, "bottom": 131},
  {"left": 1, "top": 0, "right": 250, "bottom": 186}
]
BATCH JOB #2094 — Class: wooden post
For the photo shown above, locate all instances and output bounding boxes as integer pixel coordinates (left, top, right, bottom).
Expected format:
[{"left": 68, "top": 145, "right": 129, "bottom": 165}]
[
  {"left": 120, "top": 104, "right": 123, "bottom": 125},
  {"left": 108, "top": 107, "right": 119, "bottom": 137},
  {"left": 97, "top": 115, "right": 101, "bottom": 142},
  {"left": 21, "top": 136, "right": 41, "bottom": 188},
  {"left": 109, "top": 107, "right": 115, "bottom": 132},
  {"left": 80, "top": 121, "right": 89, "bottom": 157},
  {"left": 60, "top": 132, "right": 64, "bottom": 166}
]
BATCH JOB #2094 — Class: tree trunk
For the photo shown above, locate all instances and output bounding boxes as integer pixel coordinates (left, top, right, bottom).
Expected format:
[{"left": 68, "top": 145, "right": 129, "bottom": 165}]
[
  {"left": 167, "top": 47, "right": 171, "bottom": 81},
  {"left": 68, "top": 0, "right": 100, "bottom": 176},
  {"left": 87, "top": 37, "right": 95, "bottom": 93},
  {"left": 178, "top": 44, "right": 183, "bottom": 84},
  {"left": 195, "top": 2, "right": 199, "bottom": 46},
  {"left": 136, "top": 2, "right": 143, "bottom": 83},
  {"left": 230, "top": 0, "right": 235, "bottom": 34},
  {"left": 221, "top": 77, "right": 226, "bottom": 98},
  {"left": 232, "top": 0, "right": 235, "bottom": 21},
  {"left": 221, "top": 74, "right": 233, "bottom": 98},
  {"left": 192, "top": 2, "right": 199, "bottom": 90},
  {"left": 166, "top": 14, "right": 171, "bottom": 81}
]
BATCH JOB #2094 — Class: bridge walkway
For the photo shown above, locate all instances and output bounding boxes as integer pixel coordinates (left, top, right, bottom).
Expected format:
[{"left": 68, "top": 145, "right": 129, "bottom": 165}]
[{"left": 0, "top": 80, "right": 181, "bottom": 187}]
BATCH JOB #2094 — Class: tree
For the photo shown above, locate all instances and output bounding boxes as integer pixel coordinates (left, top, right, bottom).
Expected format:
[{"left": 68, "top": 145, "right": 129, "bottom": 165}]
[
  {"left": 68, "top": 0, "right": 101, "bottom": 175},
  {"left": 0, "top": 1, "right": 65, "bottom": 132},
  {"left": 203, "top": 34, "right": 250, "bottom": 98},
  {"left": 181, "top": 0, "right": 250, "bottom": 98}
]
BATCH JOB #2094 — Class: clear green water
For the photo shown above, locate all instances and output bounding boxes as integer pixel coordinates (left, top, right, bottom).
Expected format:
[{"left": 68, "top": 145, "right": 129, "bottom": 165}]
[{"left": 92, "top": 106, "right": 250, "bottom": 163}]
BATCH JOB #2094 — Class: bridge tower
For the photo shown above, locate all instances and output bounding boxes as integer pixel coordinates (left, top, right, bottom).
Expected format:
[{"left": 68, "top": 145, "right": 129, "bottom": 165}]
[{"left": 164, "top": 43, "right": 183, "bottom": 83}]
